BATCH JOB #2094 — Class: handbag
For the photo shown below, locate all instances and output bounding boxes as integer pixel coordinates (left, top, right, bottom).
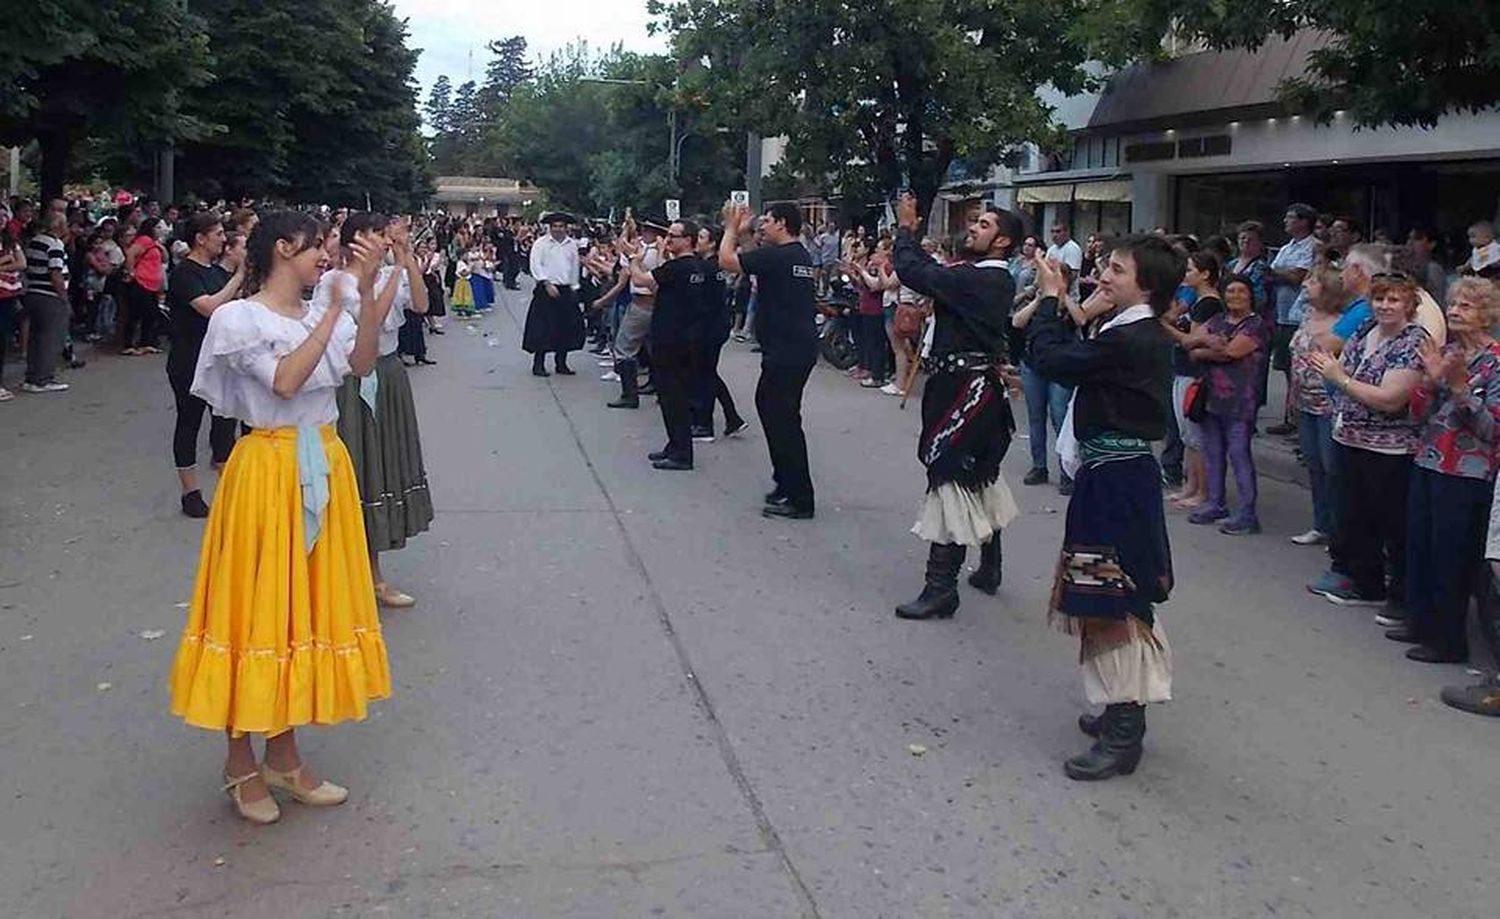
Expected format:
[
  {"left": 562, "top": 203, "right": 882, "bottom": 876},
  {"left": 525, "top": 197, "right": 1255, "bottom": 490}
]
[
  {"left": 1183, "top": 377, "right": 1208, "bottom": 423},
  {"left": 893, "top": 302, "right": 923, "bottom": 337}
]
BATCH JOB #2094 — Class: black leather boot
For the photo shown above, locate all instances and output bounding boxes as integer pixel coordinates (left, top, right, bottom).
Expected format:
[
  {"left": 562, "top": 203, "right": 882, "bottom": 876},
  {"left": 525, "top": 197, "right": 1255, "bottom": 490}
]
[
  {"left": 1077, "top": 712, "right": 1103, "bottom": 738},
  {"left": 1064, "top": 703, "right": 1145, "bottom": 781},
  {"left": 531, "top": 353, "right": 549, "bottom": 377},
  {"left": 895, "top": 543, "right": 966, "bottom": 620},
  {"left": 607, "top": 358, "right": 639, "bottom": 408},
  {"left": 967, "top": 533, "right": 1003, "bottom": 594}
]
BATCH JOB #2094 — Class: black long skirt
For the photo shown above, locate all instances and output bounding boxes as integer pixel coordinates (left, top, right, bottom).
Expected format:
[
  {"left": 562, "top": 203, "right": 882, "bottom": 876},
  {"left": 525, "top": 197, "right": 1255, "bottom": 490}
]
[{"left": 522, "top": 285, "right": 585, "bottom": 354}]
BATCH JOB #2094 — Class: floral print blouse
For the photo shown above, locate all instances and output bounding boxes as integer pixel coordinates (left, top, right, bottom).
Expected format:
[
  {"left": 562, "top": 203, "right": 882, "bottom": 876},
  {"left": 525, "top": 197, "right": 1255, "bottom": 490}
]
[
  {"left": 1332, "top": 319, "right": 1427, "bottom": 454},
  {"left": 1410, "top": 342, "right": 1500, "bottom": 480}
]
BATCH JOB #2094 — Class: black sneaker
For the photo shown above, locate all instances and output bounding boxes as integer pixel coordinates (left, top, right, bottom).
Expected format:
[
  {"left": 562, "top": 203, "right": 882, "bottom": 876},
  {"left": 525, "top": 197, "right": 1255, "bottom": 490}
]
[
  {"left": 181, "top": 490, "right": 210, "bottom": 518},
  {"left": 762, "top": 503, "right": 813, "bottom": 520},
  {"left": 1058, "top": 475, "right": 1074, "bottom": 496},
  {"left": 1022, "top": 467, "right": 1049, "bottom": 486},
  {"left": 652, "top": 457, "right": 694, "bottom": 471},
  {"left": 724, "top": 419, "right": 750, "bottom": 438},
  {"left": 691, "top": 427, "right": 716, "bottom": 443}
]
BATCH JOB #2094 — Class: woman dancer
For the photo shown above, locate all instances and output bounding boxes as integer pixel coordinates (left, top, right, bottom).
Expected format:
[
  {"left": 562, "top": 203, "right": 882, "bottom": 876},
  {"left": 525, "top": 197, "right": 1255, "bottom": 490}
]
[
  {"left": 470, "top": 242, "right": 496, "bottom": 313},
  {"left": 169, "top": 211, "right": 391, "bottom": 824},
  {"left": 313, "top": 213, "right": 434, "bottom": 609},
  {"left": 1026, "top": 236, "right": 1182, "bottom": 781}
]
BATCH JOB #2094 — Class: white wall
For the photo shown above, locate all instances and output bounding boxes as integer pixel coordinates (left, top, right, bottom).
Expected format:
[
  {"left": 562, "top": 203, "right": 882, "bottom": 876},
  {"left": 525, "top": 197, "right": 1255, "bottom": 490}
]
[{"left": 1130, "top": 110, "right": 1500, "bottom": 176}]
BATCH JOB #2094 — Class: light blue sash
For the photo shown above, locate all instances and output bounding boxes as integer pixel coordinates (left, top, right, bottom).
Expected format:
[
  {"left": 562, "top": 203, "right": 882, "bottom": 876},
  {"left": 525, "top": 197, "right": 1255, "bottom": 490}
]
[
  {"left": 295, "top": 424, "right": 331, "bottom": 553},
  {"left": 359, "top": 371, "right": 379, "bottom": 416}
]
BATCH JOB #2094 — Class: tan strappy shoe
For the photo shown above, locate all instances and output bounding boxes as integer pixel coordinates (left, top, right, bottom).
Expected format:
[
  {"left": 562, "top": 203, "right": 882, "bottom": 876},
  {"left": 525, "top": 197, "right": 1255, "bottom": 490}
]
[
  {"left": 374, "top": 582, "right": 416, "bottom": 608},
  {"left": 260, "top": 763, "right": 349, "bottom": 806},
  {"left": 223, "top": 771, "right": 281, "bottom": 825}
]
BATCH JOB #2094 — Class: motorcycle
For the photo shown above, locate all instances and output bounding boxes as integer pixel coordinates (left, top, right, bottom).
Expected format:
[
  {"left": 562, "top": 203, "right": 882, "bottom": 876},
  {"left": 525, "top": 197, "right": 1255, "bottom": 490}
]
[{"left": 816, "top": 276, "right": 859, "bottom": 371}]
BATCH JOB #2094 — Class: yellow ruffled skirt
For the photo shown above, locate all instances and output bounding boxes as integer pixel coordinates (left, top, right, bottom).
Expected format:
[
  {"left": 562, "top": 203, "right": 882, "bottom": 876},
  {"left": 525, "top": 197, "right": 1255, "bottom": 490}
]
[{"left": 169, "top": 426, "right": 391, "bottom": 736}]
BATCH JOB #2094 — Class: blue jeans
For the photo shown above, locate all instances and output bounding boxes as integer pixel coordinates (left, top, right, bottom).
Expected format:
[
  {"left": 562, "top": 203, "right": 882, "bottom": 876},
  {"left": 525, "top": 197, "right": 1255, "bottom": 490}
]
[
  {"left": 1021, "top": 362, "right": 1071, "bottom": 473},
  {"left": 1297, "top": 411, "right": 1339, "bottom": 535}
]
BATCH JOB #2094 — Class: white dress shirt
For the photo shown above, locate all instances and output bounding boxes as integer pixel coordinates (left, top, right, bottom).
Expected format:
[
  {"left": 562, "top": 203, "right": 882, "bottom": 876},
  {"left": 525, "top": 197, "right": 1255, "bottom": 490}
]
[{"left": 530, "top": 233, "right": 580, "bottom": 286}]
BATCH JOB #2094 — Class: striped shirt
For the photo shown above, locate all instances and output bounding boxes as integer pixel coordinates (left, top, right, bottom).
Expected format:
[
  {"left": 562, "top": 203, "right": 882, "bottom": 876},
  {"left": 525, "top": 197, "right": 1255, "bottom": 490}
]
[{"left": 25, "top": 233, "right": 68, "bottom": 295}]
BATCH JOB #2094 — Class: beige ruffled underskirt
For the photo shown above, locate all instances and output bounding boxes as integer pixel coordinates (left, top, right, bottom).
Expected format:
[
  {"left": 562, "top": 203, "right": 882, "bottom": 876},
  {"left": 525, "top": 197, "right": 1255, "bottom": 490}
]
[
  {"left": 1067, "top": 615, "right": 1174, "bottom": 705},
  {"left": 910, "top": 477, "right": 1020, "bottom": 547}
]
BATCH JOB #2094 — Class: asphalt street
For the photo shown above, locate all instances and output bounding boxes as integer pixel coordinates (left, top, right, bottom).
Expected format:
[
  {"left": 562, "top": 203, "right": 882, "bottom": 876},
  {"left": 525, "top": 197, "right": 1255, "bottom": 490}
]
[{"left": 1, "top": 281, "right": 1496, "bottom": 918}]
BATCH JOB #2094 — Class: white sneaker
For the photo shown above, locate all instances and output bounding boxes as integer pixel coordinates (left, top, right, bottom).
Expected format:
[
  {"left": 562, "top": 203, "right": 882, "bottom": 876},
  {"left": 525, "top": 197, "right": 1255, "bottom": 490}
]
[
  {"left": 880, "top": 382, "right": 903, "bottom": 396},
  {"left": 601, "top": 371, "right": 620, "bottom": 382},
  {"left": 1291, "top": 529, "right": 1328, "bottom": 546},
  {"left": 0, "top": 387, "right": 13, "bottom": 402},
  {"left": 19, "top": 381, "right": 68, "bottom": 394}
]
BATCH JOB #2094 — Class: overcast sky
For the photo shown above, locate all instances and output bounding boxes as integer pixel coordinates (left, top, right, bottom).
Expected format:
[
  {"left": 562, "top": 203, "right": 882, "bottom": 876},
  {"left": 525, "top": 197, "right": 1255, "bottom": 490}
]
[{"left": 390, "top": 0, "right": 669, "bottom": 101}]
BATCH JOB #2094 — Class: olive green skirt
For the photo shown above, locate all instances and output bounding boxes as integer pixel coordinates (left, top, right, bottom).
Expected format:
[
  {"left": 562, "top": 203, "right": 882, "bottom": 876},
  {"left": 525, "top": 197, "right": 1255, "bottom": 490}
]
[{"left": 335, "top": 352, "right": 434, "bottom": 553}]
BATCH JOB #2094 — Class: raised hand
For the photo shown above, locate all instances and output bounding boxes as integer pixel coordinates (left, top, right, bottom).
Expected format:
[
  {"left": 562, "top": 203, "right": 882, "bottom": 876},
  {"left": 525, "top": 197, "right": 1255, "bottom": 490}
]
[
  {"left": 1032, "top": 252, "right": 1067, "bottom": 300},
  {"left": 349, "top": 239, "right": 382, "bottom": 296},
  {"left": 895, "top": 193, "right": 920, "bottom": 231}
]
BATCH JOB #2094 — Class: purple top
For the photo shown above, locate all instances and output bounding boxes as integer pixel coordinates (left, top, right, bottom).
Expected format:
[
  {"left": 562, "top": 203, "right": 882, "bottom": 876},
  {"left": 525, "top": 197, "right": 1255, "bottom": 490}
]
[{"left": 1202, "top": 311, "right": 1270, "bottom": 420}]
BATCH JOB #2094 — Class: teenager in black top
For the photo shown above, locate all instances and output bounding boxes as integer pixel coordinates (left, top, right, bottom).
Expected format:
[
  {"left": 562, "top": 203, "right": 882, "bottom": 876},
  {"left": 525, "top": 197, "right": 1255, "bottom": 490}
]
[
  {"left": 1025, "top": 234, "right": 1182, "bottom": 782},
  {"left": 166, "top": 211, "right": 246, "bottom": 517},
  {"left": 691, "top": 226, "right": 748, "bottom": 441},
  {"left": 719, "top": 201, "right": 818, "bottom": 519},
  {"left": 624, "top": 219, "right": 708, "bottom": 470}
]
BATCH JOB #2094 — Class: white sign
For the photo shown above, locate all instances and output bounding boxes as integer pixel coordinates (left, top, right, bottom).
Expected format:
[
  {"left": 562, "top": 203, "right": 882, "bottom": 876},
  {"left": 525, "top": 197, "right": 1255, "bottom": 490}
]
[
  {"left": 665, "top": 199, "right": 680, "bottom": 221},
  {"left": 730, "top": 190, "right": 750, "bottom": 207}
]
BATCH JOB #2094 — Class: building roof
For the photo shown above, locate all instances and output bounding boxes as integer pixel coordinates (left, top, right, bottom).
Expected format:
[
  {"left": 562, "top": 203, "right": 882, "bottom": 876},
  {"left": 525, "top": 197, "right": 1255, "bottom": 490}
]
[
  {"left": 431, "top": 176, "right": 540, "bottom": 203},
  {"left": 1086, "top": 31, "right": 1331, "bottom": 134}
]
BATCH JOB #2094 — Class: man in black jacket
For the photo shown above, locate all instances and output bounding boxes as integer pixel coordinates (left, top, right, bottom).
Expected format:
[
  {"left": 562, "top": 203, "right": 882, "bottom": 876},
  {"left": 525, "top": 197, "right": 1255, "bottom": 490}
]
[{"left": 889, "top": 193, "right": 1022, "bottom": 621}]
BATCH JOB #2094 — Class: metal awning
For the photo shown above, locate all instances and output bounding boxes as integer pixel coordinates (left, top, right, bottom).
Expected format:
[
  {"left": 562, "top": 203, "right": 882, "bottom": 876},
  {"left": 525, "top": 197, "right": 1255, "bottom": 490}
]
[{"left": 1015, "top": 179, "right": 1133, "bottom": 205}]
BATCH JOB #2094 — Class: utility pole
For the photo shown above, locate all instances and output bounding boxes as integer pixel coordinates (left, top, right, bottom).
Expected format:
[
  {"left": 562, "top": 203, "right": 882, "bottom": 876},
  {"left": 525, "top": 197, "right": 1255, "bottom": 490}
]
[{"left": 745, "top": 132, "right": 762, "bottom": 212}]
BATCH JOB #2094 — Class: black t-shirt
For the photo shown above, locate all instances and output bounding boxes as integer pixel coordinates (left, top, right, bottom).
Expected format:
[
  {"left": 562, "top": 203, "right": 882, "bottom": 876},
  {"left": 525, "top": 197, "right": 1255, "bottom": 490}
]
[
  {"left": 167, "top": 258, "right": 230, "bottom": 374},
  {"left": 701, "top": 255, "right": 732, "bottom": 344},
  {"left": 740, "top": 241, "right": 817, "bottom": 365},
  {"left": 1172, "top": 294, "right": 1223, "bottom": 376},
  {"left": 651, "top": 254, "right": 709, "bottom": 347}
]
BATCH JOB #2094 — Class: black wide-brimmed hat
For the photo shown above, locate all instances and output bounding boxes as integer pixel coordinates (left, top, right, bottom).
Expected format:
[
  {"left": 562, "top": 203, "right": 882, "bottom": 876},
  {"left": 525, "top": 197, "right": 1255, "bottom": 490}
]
[
  {"left": 639, "top": 217, "right": 672, "bottom": 234},
  {"left": 542, "top": 211, "right": 575, "bottom": 225}
]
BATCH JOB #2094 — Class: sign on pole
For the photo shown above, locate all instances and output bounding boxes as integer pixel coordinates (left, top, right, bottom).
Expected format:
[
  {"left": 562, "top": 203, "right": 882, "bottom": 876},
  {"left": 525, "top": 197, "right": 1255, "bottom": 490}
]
[{"left": 665, "top": 199, "right": 680, "bottom": 221}]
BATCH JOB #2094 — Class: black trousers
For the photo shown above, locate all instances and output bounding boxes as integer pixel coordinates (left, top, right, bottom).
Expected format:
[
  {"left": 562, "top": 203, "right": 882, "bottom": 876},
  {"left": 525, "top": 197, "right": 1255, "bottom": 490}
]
[
  {"left": 691, "top": 338, "right": 744, "bottom": 433},
  {"left": 755, "top": 359, "right": 816, "bottom": 509},
  {"left": 857, "top": 312, "right": 887, "bottom": 380},
  {"left": 502, "top": 254, "right": 519, "bottom": 288},
  {"left": 1337, "top": 445, "right": 1411, "bottom": 601},
  {"left": 1406, "top": 467, "right": 1491, "bottom": 655},
  {"left": 121, "top": 281, "right": 160, "bottom": 349},
  {"left": 169, "top": 368, "right": 237, "bottom": 469},
  {"left": 654, "top": 343, "right": 696, "bottom": 462}
]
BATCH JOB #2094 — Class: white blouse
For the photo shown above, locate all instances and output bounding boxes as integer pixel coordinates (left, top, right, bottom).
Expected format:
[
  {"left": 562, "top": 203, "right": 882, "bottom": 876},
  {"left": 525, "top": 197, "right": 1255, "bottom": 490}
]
[
  {"left": 191, "top": 298, "right": 357, "bottom": 429},
  {"left": 311, "top": 267, "right": 406, "bottom": 357}
]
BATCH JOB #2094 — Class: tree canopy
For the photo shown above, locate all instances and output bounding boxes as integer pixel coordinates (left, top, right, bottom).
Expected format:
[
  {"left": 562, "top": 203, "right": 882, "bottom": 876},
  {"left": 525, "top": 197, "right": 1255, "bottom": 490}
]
[
  {"left": 0, "top": 0, "right": 214, "bottom": 200},
  {"left": 652, "top": 0, "right": 1097, "bottom": 219},
  {"left": 1, "top": 0, "right": 431, "bottom": 209},
  {"left": 426, "top": 42, "right": 743, "bottom": 219}
]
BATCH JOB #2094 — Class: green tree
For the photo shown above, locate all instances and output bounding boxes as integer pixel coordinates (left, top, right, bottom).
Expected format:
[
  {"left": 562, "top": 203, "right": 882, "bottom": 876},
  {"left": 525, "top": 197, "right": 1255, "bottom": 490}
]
[
  {"left": 280, "top": 0, "right": 431, "bottom": 210},
  {"left": 425, "top": 75, "right": 455, "bottom": 135},
  {"left": 476, "top": 36, "right": 534, "bottom": 121},
  {"left": 176, "top": 0, "right": 431, "bottom": 209},
  {"left": 653, "top": 0, "right": 1094, "bottom": 219},
  {"left": 1084, "top": 0, "right": 1500, "bottom": 128},
  {"left": 0, "top": 0, "right": 214, "bottom": 199}
]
